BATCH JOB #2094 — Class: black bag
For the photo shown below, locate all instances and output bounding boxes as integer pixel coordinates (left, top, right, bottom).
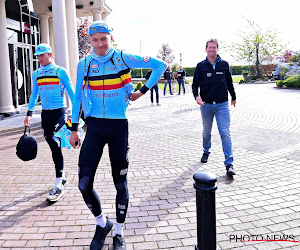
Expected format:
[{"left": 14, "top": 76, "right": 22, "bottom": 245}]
[{"left": 16, "top": 126, "right": 38, "bottom": 161}]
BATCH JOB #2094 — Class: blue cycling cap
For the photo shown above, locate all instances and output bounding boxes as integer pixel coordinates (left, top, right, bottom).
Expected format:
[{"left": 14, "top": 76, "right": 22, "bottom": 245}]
[
  {"left": 34, "top": 43, "right": 52, "bottom": 56},
  {"left": 89, "top": 21, "right": 111, "bottom": 36}
]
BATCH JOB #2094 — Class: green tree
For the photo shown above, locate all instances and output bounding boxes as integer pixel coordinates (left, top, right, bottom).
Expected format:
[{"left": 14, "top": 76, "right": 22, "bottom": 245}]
[
  {"left": 228, "top": 19, "right": 285, "bottom": 78},
  {"left": 157, "top": 43, "right": 175, "bottom": 64},
  {"left": 289, "top": 51, "right": 300, "bottom": 63}
]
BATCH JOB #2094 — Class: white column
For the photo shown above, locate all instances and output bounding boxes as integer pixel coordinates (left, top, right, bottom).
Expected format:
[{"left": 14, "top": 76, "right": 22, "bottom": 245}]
[
  {"left": 52, "top": 0, "right": 71, "bottom": 110},
  {"left": 101, "top": 12, "right": 107, "bottom": 22},
  {"left": 65, "top": 0, "right": 79, "bottom": 89},
  {"left": 40, "top": 15, "right": 50, "bottom": 44},
  {"left": 0, "top": 0, "right": 15, "bottom": 114},
  {"left": 93, "top": 10, "right": 102, "bottom": 21},
  {"left": 49, "top": 18, "right": 55, "bottom": 60}
]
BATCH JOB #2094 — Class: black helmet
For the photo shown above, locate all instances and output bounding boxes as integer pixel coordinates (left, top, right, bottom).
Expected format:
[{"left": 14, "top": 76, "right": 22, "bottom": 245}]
[{"left": 16, "top": 127, "right": 38, "bottom": 161}]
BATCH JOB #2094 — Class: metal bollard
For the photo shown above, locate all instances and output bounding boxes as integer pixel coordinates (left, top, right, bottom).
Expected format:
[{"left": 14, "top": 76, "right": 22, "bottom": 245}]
[{"left": 193, "top": 171, "right": 218, "bottom": 250}]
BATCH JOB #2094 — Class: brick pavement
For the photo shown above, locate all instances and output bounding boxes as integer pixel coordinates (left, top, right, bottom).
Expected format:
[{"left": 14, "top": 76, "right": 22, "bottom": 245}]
[{"left": 0, "top": 82, "right": 300, "bottom": 249}]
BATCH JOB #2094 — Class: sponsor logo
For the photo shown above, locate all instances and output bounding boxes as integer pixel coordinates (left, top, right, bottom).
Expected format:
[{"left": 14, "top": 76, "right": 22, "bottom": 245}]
[
  {"left": 216, "top": 72, "right": 223, "bottom": 74},
  {"left": 87, "top": 204, "right": 93, "bottom": 211},
  {"left": 143, "top": 56, "right": 150, "bottom": 63},
  {"left": 207, "top": 73, "right": 212, "bottom": 77},
  {"left": 120, "top": 168, "right": 128, "bottom": 176},
  {"left": 55, "top": 123, "right": 59, "bottom": 130},
  {"left": 107, "top": 67, "right": 116, "bottom": 71},
  {"left": 93, "top": 92, "right": 119, "bottom": 98},
  {"left": 60, "top": 83, "right": 64, "bottom": 89},
  {"left": 116, "top": 57, "right": 121, "bottom": 63},
  {"left": 118, "top": 204, "right": 126, "bottom": 209},
  {"left": 91, "top": 64, "right": 99, "bottom": 68},
  {"left": 91, "top": 69, "right": 100, "bottom": 73},
  {"left": 40, "top": 86, "right": 55, "bottom": 90}
]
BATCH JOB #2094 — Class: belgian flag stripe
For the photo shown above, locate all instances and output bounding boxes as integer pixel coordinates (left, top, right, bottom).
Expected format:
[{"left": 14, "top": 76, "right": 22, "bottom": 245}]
[
  {"left": 38, "top": 81, "right": 60, "bottom": 86},
  {"left": 89, "top": 83, "right": 124, "bottom": 90},
  {"left": 37, "top": 75, "right": 60, "bottom": 80}
]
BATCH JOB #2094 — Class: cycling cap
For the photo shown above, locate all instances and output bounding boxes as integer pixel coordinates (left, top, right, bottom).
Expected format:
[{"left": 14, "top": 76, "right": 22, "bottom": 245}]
[
  {"left": 34, "top": 43, "right": 52, "bottom": 56},
  {"left": 89, "top": 21, "right": 111, "bottom": 36}
]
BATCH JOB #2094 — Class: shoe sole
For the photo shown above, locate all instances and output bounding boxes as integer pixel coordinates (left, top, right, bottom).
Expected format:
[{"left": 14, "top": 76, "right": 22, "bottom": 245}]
[
  {"left": 201, "top": 159, "right": 208, "bottom": 163},
  {"left": 47, "top": 190, "right": 64, "bottom": 202}
]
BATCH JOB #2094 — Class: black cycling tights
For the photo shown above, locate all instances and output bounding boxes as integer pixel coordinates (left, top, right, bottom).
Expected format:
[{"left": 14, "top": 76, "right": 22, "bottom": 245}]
[
  {"left": 78, "top": 118, "right": 129, "bottom": 223},
  {"left": 41, "top": 108, "right": 67, "bottom": 178}
]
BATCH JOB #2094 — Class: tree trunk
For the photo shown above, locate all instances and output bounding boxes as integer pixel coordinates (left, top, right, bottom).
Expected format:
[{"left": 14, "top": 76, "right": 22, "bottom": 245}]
[{"left": 255, "top": 44, "right": 260, "bottom": 78}]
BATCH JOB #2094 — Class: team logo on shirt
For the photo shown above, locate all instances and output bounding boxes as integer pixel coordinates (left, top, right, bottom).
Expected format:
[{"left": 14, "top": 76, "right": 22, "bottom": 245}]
[
  {"left": 60, "top": 83, "right": 64, "bottom": 89},
  {"left": 91, "top": 64, "right": 99, "bottom": 68},
  {"left": 143, "top": 56, "right": 150, "bottom": 63}
]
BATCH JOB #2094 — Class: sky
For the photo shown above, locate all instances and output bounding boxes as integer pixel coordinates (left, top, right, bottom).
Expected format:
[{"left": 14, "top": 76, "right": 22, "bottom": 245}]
[{"left": 106, "top": 0, "right": 300, "bottom": 67}]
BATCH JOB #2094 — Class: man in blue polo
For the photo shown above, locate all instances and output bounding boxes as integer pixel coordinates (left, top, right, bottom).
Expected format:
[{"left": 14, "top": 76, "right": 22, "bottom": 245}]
[
  {"left": 24, "top": 43, "right": 75, "bottom": 201},
  {"left": 192, "top": 39, "right": 236, "bottom": 176},
  {"left": 69, "top": 21, "right": 166, "bottom": 250}
]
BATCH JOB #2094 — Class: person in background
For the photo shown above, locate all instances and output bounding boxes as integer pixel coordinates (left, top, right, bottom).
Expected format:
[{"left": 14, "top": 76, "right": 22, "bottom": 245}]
[
  {"left": 192, "top": 38, "right": 236, "bottom": 177},
  {"left": 145, "top": 69, "right": 160, "bottom": 106},
  {"left": 24, "top": 43, "right": 74, "bottom": 202},
  {"left": 177, "top": 65, "right": 186, "bottom": 95},
  {"left": 163, "top": 65, "right": 173, "bottom": 95}
]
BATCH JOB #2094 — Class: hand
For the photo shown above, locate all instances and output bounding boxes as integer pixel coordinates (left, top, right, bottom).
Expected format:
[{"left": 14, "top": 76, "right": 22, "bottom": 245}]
[
  {"left": 24, "top": 116, "right": 31, "bottom": 127},
  {"left": 165, "top": 80, "right": 167, "bottom": 83},
  {"left": 69, "top": 131, "right": 81, "bottom": 149},
  {"left": 129, "top": 91, "right": 143, "bottom": 101},
  {"left": 196, "top": 96, "right": 205, "bottom": 105},
  {"left": 231, "top": 100, "right": 236, "bottom": 107}
]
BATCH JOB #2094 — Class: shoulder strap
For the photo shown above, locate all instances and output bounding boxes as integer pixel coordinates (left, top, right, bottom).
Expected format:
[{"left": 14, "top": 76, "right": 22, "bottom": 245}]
[
  {"left": 83, "top": 56, "right": 93, "bottom": 87},
  {"left": 56, "top": 66, "right": 61, "bottom": 77},
  {"left": 120, "top": 50, "right": 130, "bottom": 69}
]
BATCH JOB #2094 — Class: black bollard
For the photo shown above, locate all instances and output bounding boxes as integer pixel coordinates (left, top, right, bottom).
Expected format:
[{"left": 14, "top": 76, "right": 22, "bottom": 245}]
[{"left": 193, "top": 171, "right": 218, "bottom": 250}]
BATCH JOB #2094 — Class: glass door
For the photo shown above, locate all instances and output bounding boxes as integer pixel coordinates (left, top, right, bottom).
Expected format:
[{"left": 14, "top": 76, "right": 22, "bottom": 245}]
[{"left": 8, "top": 43, "right": 33, "bottom": 108}]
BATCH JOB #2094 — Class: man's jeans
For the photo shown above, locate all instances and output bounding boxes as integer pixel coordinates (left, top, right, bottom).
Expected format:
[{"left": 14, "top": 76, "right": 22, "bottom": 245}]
[
  {"left": 200, "top": 101, "right": 233, "bottom": 166},
  {"left": 178, "top": 78, "right": 185, "bottom": 94},
  {"left": 164, "top": 79, "right": 172, "bottom": 95}
]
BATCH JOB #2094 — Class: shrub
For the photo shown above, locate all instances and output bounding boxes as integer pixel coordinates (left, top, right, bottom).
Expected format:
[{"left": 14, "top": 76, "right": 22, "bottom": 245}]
[
  {"left": 135, "top": 81, "right": 143, "bottom": 91},
  {"left": 276, "top": 80, "right": 284, "bottom": 87},
  {"left": 276, "top": 75, "right": 300, "bottom": 88}
]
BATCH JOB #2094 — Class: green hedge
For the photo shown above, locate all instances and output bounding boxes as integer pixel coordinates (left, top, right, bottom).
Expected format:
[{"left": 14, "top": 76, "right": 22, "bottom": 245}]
[
  {"left": 276, "top": 75, "right": 300, "bottom": 88},
  {"left": 131, "top": 69, "right": 151, "bottom": 78},
  {"left": 130, "top": 65, "right": 253, "bottom": 77}
]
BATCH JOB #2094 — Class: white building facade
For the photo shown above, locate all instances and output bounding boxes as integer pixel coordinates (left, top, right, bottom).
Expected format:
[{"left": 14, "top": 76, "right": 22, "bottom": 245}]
[{"left": 0, "top": 0, "right": 111, "bottom": 115}]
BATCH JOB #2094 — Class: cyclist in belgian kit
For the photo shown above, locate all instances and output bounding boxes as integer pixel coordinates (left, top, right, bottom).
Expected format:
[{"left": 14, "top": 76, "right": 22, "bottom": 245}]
[
  {"left": 69, "top": 21, "right": 167, "bottom": 250},
  {"left": 24, "top": 43, "right": 74, "bottom": 202}
]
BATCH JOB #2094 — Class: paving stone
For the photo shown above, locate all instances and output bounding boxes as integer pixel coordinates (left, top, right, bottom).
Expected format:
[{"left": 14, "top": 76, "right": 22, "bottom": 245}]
[{"left": 1, "top": 83, "right": 300, "bottom": 248}]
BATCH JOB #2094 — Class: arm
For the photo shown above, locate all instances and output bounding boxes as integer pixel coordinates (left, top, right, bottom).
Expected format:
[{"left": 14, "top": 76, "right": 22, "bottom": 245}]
[
  {"left": 192, "top": 64, "right": 201, "bottom": 99},
  {"left": 225, "top": 62, "right": 236, "bottom": 105},
  {"left": 69, "top": 60, "right": 85, "bottom": 148},
  {"left": 122, "top": 52, "right": 167, "bottom": 100},
  {"left": 59, "top": 68, "right": 75, "bottom": 104},
  {"left": 192, "top": 65, "right": 204, "bottom": 105},
  {"left": 24, "top": 71, "right": 39, "bottom": 126}
]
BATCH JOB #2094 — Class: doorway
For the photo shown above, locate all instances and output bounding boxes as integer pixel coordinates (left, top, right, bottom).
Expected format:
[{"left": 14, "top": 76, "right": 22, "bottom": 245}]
[{"left": 9, "top": 43, "right": 33, "bottom": 109}]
